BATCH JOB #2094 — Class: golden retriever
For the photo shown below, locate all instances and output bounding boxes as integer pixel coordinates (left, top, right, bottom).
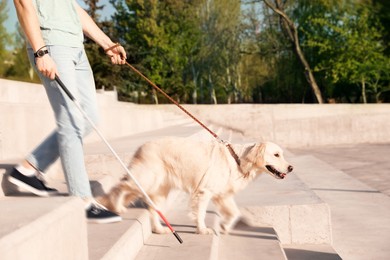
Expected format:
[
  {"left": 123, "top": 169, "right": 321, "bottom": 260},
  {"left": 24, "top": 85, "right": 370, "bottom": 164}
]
[{"left": 98, "top": 137, "right": 293, "bottom": 234}]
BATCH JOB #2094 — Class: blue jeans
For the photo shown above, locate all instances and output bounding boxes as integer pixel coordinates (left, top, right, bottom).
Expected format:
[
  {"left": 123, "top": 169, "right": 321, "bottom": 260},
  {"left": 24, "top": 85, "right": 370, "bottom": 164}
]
[{"left": 26, "top": 46, "right": 98, "bottom": 198}]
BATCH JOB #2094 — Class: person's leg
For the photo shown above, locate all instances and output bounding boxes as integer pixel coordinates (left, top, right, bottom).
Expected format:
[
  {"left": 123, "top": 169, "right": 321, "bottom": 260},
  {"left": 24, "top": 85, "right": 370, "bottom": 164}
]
[
  {"left": 12, "top": 46, "right": 93, "bottom": 198},
  {"left": 8, "top": 48, "right": 63, "bottom": 196},
  {"left": 24, "top": 47, "right": 98, "bottom": 178},
  {"left": 25, "top": 131, "right": 59, "bottom": 173},
  {"left": 38, "top": 45, "right": 97, "bottom": 198},
  {"left": 10, "top": 45, "right": 121, "bottom": 222},
  {"left": 66, "top": 47, "right": 121, "bottom": 222}
]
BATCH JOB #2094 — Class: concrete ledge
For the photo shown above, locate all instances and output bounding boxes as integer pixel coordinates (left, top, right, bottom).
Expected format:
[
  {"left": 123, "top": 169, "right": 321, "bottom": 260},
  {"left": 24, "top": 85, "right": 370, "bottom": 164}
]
[
  {"left": 88, "top": 209, "right": 152, "bottom": 260},
  {"left": 3, "top": 79, "right": 390, "bottom": 161},
  {"left": 0, "top": 79, "right": 190, "bottom": 161},
  {"left": 155, "top": 104, "right": 390, "bottom": 147},
  {"left": 0, "top": 197, "right": 87, "bottom": 260},
  {"left": 135, "top": 210, "right": 220, "bottom": 260},
  {"left": 235, "top": 171, "right": 332, "bottom": 245},
  {"left": 0, "top": 162, "right": 18, "bottom": 197},
  {"left": 219, "top": 221, "right": 287, "bottom": 260},
  {"left": 283, "top": 244, "right": 341, "bottom": 260},
  {"left": 241, "top": 202, "right": 331, "bottom": 244},
  {"left": 290, "top": 154, "right": 390, "bottom": 259}
]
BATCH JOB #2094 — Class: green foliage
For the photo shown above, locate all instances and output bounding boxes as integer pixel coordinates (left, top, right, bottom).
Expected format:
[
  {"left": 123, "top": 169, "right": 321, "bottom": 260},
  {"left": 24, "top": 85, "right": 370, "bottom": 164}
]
[
  {"left": 0, "top": 0, "right": 13, "bottom": 77},
  {"left": 1, "top": 22, "right": 39, "bottom": 82},
  {"left": 1, "top": 0, "right": 389, "bottom": 103},
  {"left": 82, "top": 0, "right": 125, "bottom": 90},
  {"left": 109, "top": 0, "right": 242, "bottom": 104},
  {"left": 302, "top": 1, "right": 390, "bottom": 102}
]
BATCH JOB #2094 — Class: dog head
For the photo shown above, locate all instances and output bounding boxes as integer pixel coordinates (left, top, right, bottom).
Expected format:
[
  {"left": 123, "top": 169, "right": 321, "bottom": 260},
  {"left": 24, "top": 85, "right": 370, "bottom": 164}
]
[
  {"left": 262, "top": 142, "right": 293, "bottom": 179},
  {"left": 240, "top": 142, "right": 293, "bottom": 179}
]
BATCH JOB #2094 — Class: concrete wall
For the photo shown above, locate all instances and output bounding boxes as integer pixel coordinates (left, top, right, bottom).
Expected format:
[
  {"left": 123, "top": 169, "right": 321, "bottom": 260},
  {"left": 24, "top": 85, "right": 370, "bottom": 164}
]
[
  {"left": 0, "top": 79, "right": 185, "bottom": 160},
  {"left": 147, "top": 103, "right": 390, "bottom": 148},
  {"left": 1, "top": 79, "right": 390, "bottom": 161}
]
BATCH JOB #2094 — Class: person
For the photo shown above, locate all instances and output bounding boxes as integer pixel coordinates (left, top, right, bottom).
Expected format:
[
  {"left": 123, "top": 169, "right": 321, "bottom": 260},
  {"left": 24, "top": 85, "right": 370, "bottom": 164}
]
[{"left": 9, "top": 0, "right": 127, "bottom": 224}]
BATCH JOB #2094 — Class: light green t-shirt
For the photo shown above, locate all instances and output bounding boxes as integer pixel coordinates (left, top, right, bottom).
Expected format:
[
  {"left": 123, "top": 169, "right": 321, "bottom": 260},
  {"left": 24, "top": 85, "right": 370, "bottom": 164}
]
[{"left": 32, "top": 0, "right": 84, "bottom": 47}]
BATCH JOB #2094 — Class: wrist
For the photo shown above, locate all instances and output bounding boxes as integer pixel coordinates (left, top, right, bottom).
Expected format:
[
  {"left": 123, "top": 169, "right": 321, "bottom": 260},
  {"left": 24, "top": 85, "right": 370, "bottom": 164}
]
[
  {"left": 104, "top": 42, "right": 121, "bottom": 53},
  {"left": 34, "top": 46, "right": 49, "bottom": 58},
  {"left": 100, "top": 39, "right": 116, "bottom": 51}
]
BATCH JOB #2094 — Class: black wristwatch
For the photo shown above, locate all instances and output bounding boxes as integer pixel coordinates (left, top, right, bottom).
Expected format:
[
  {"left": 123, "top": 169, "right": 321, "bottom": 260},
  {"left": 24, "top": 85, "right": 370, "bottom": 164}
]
[{"left": 34, "top": 48, "right": 49, "bottom": 58}]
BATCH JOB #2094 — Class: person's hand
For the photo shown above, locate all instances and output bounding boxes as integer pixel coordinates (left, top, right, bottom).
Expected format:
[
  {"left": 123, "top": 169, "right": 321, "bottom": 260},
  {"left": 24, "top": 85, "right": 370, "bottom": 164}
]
[
  {"left": 105, "top": 43, "right": 127, "bottom": 65},
  {"left": 35, "top": 55, "right": 58, "bottom": 80}
]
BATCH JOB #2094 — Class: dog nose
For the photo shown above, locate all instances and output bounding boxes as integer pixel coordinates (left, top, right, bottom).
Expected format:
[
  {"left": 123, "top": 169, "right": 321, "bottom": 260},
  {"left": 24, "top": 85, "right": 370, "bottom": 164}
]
[{"left": 288, "top": 165, "right": 294, "bottom": 172}]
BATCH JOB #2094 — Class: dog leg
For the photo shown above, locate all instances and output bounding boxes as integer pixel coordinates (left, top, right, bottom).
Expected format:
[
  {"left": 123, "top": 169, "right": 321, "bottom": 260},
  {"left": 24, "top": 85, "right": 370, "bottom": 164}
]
[
  {"left": 191, "top": 190, "right": 214, "bottom": 235},
  {"left": 108, "top": 182, "right": 135, "bottom": 213},
  {"left": 213, "top": 195, "right": 241, "bottom": 234},
  {"left": 97, "top": 184, "right": 126, "bottom": 213},
  {"left": 118, "top": 191, "right": 139, "bottom": 213},
  {"left": 148, "top": 195, "right": 171, "bottom": 234}
]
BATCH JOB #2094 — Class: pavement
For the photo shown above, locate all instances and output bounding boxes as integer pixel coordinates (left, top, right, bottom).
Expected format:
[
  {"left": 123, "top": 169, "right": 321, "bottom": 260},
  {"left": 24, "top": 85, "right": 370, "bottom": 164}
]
[
  {"left": 290, "top": 143, "right": 390, "bottom": 196},
  {"left": 290, "top": 143, "right": 390, "bottom": 260}
]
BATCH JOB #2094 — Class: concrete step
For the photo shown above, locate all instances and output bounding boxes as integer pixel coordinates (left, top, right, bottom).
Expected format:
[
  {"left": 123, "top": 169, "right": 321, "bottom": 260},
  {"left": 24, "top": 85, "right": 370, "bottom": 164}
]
[
  {"left": 289, "top": 154, "right": 390, "bottom": 260},
  {"left": 0, "top": 124, "right": 342, "bottom": 260},
  {"left": 134, "top": 191, "right": 288, "bottom": 260},
  {"left": 84, "top": 127, "right": 339, "bottom": 259},
  {"left": 133, "top": 189, "right": 218, "bottom": 260},
  {"left": 0, "top": 160, "right": 20, "bottom": 197},
  {"left": 218, "top": 221, "right": 286, "bottom": 260},
  {"left": 236, "top": 171, "right": 332, "bottom": 245},
  {"left": 0, "top": 196, "right": 87, "bottom": 260},
  {"left": 135, "top": 210, "right": 220, "bottom": 260},
  {"left": 283, "top": 244, "right": 341, "bottom": 260},
  {"left": 88, "top": 208, "right": 152, "bottom": 260}
]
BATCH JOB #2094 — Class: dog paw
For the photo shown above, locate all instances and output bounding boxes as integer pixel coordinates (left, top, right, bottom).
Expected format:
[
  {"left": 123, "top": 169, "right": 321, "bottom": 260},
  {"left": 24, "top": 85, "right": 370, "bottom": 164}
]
[
  {"left": 219, "top": 224, "right": 231, "bottom": 234},
  {"left": 153, "top": 226, "right": 171, "bottom": 234},
  {"left": 196, "top": 227, "right": 214, "bottom": 235},
  {"left": 220, "top": 216, "right": 240, "bottom": 234}
]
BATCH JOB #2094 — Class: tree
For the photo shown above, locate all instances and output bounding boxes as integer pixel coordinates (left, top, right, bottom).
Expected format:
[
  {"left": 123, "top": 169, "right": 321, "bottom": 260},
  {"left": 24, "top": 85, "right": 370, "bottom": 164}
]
[
  {"left": 186, "top": 0, "right": 242, "bottom": 104},
  {"left": 373, "top": 0, "right": 390, "bottom": 54},
  {"left": 82, "top": 0, "right": 124, "bottom": 91},
  {"left": 263, "top": 0, "right": 324, "bottom": 103},
  {"left": 0, "top": 0, "right": 37, "bottom": 83},
  {"left": 0, "top": 0, "right": 13, "bottom": 77},
  {"left": 109, "top": 0, "right": 242, "bottom": 104},
  {"left": 304, "top": 2, "right": 389, "bottom": 103}
]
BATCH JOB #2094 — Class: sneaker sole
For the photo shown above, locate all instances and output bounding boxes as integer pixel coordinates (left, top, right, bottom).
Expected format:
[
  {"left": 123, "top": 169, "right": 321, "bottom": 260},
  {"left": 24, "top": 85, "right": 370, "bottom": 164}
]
[
  {"left": 87, "top": 216, "right": 122, "bottom": 224},
  {"left": 8, "top": 176, "right": 57, "bottom": 197}
]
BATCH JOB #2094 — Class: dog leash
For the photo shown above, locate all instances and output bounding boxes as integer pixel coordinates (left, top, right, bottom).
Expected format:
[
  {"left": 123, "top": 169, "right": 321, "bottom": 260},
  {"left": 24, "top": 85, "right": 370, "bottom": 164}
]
[{"left": 106, "top": 43, "right": 241, "bottom": 166}]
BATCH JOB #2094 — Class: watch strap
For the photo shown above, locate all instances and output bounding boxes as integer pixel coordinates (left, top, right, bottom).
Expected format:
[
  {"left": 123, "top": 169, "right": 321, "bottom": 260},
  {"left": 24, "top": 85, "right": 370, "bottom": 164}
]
[{"left": 34, "top": 45, "right": 49, "bottom": 58}]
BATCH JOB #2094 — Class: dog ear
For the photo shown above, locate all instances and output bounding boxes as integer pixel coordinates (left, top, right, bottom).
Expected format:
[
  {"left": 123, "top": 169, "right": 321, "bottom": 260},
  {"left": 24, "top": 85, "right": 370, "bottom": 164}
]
[{"left": 240, "top": 143, "right": 266, "bottom": 175}]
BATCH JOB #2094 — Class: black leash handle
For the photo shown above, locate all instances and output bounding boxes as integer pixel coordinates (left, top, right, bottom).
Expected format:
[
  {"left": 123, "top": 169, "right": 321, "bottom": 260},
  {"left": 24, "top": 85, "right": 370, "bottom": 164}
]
[{"left": 55, "top": 75, "right": 76, "bottom": 101}]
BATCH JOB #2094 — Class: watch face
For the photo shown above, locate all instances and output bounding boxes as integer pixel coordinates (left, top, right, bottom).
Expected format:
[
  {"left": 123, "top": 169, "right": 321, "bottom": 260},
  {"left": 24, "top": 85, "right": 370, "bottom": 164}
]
[
  {"left": 38, "top": 50, "right": 46, "bottom": 57},
  {"left": 35, "top": 49, "right": 48, "bottom": 57}
]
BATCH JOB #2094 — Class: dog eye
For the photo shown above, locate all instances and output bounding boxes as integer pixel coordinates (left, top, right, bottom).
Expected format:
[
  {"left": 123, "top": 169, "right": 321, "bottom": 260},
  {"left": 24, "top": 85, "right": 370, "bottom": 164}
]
[{"left": 274, "top": 153, "right": 280, "bottom": 157}]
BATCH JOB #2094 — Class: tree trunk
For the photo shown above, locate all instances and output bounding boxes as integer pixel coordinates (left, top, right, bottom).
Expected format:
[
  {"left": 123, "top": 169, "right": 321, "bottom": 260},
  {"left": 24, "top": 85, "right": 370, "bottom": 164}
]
[
  {"left": 263, "top": 0, "right": 324, "bottom": 104},
  {"left": 209, "top": 73, "right": 217, "bottom": 104},
  {"left": 191, "top": 63, "right": 198, "bottom": 104},
  {"left": 362, "top": 77, "right": 367, "bottom": 104},
  {"left": 226, "top": 67, "right": 232, "bottom": 104},
  {"left": 152, "top": 89, "right": 159, "bottom": 104}
]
